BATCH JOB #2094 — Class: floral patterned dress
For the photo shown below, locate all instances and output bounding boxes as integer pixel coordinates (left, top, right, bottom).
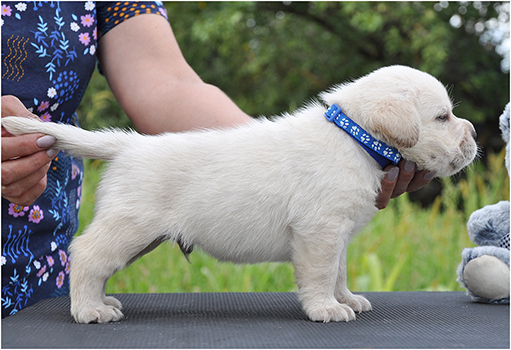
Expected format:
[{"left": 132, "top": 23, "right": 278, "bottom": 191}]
[{"left": 1, "top": 1, "right": 168, "bottom": 318}]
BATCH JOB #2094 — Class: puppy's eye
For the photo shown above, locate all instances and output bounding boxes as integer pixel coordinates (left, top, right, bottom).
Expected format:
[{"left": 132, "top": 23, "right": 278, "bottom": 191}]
[{"left": 436, "top": 114, "right": 449, "bottom": 122}]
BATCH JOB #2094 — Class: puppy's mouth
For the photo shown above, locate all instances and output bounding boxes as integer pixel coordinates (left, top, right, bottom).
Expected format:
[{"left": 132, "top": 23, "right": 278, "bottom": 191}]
[
  {"left": 448, "top": 160, "right": 463, "bottom": 173},
  {"left": 424, "top": 138, "right": 477, "bottom": 177},
  {"left": 446, "top": 139, "right": 478, "bottom": 175}
]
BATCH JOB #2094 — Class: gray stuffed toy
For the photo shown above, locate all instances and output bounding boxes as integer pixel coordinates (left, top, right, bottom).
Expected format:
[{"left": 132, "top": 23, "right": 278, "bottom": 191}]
[{"left": 457, "top": 103, "right": 510, "bottom": 304}]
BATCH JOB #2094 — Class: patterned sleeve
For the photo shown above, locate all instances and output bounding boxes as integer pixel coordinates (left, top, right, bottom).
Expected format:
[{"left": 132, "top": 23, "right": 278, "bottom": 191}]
[{"left": 96, "top": 1, "right": 168, "bottom": 39}]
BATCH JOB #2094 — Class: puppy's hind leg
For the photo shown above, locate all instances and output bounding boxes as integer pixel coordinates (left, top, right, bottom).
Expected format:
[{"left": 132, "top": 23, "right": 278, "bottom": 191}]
[
  {"left": 69, "top": 221, "right": 122, "bottom": 323},
  {"left": 69, "top": 219, "right": 158, "bottom": 323}
]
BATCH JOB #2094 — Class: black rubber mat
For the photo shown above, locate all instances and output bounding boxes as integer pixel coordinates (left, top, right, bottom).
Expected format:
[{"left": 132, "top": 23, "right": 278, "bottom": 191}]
[{"left": 2, "top": 292, "right": 509, "bottom": 348}]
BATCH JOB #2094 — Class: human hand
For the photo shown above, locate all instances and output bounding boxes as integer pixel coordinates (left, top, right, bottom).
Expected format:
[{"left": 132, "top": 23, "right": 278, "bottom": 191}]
[
  {"left": 375, "top": 159, "right": 434, "bottom": 210},
  {"left": 1, "top": 95, "right": 59, "bottom": 206}
]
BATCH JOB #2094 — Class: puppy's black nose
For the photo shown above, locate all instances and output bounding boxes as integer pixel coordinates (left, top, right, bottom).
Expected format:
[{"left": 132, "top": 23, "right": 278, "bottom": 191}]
[{"left": 471, "top": 128, "right": 477, "bottom": 140}]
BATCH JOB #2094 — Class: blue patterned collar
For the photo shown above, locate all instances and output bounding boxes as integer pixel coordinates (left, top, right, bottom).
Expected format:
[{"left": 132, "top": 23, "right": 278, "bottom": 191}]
[{"left": 325, "top": 104, "right": 402, "bottom": 168}]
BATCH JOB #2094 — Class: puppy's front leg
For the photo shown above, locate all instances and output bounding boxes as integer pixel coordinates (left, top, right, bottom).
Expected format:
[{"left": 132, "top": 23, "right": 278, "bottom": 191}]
[
  {"left": 292, "top": 221, "right": 357, "bottom": 322},
  {"left": 334, "top": 245, "right": 372, "bottom": 313}
]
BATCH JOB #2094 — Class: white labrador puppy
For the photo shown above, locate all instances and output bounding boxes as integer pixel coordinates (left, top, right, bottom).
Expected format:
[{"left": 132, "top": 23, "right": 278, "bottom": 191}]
[{"left": 2, "top": 65, "right": 477, "bottom": 324}]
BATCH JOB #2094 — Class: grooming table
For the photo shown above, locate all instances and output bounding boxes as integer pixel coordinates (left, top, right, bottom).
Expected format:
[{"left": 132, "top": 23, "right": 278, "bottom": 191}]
[{"left": 2, "top": 292, "right": 509, "bottom": 348}]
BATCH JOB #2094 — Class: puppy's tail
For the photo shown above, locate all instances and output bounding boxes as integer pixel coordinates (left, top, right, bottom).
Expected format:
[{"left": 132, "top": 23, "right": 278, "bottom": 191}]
[{"left": 2, "top": 116, "right": 136, "bottom": 160}]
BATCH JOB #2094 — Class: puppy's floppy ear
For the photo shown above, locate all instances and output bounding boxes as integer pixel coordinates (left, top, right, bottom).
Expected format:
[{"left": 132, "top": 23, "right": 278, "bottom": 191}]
[{"left": 366, "top": 90, "right": 421, "bottom": 149}]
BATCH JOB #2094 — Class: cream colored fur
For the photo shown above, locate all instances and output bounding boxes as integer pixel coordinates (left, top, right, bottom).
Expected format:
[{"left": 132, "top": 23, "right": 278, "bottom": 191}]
[{"left": 2, "top": 65, "right": 477, "bottom": 323}]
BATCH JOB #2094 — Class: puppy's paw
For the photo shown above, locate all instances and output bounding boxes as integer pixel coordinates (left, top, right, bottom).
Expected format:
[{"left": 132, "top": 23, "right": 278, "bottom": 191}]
[
  {"left": 103, "top": 296, "right": 123, "bottom": 310},
  {"left": 306, "top": 301, "right": 356, "bottom": 323},
  {"left": 337, "top": 294, "right": 372, "bottom": 313},
  {"left": 73, "top": 304, "right": 124, "bottom": 324}
]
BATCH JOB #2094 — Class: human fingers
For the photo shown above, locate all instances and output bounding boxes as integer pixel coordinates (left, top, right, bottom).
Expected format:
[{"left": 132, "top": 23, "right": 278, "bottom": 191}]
[
  {"left": 406, "top": 170, "right": 435, "bottom": 193},
  {"left": 1, "top": 132, "right": 57, "bottom": 161},
  {"left": 375, "top": 165, "right": 399, "bottom": 210},
  {"left": 1, "top": 148, "right": 54, "bottom": 206},
  {"left": 1, "top": 162, "right": 51, "bottom": 206},
  {"left": 2, "top": 148, "right": 57, "bottom": 187},
  {"left": 390, "top": 160, "right": 416, "bottom": 199},
  {"left": 1, "top": 95, "right": 39, "bottom": 119},
  {"left": 2, "top": 94, "right": 43, "bottom": 137},
  {"left": 1, "top": 95, "right": 57, "bottom": 205},
  {"left": 2, "top": 176, "right": 48, "bottom": 206},
  {"left": 1, "top": 95, "right": 54, "bottom": 161}
]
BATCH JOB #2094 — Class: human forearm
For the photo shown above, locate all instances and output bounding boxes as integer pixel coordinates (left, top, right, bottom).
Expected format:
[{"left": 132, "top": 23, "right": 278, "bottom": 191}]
[
  {"left": 117, "top": 76, "right": 251, "bottom": 135},
  {"left": 98, "top": 14, "right": 250, "bottom": 134}
]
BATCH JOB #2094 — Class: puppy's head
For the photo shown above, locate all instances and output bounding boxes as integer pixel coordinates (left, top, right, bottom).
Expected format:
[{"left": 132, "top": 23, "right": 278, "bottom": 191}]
[{"left": 320, "top": 65, "right": 477, "bottom": 177}]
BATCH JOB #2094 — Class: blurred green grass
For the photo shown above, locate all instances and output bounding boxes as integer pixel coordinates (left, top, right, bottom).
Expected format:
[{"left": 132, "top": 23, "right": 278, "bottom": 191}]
[{"left": 77, "top": 149, "right": 509, "bottom": 294}]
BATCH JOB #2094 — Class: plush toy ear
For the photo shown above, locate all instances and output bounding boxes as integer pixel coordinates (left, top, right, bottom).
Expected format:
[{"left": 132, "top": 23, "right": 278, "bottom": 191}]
[
  {"left": 467, "top": 201, "right": 511, "bottom": 246},
  {"left": 366, "top": 90, "right": 421, "bottom": 149}
]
